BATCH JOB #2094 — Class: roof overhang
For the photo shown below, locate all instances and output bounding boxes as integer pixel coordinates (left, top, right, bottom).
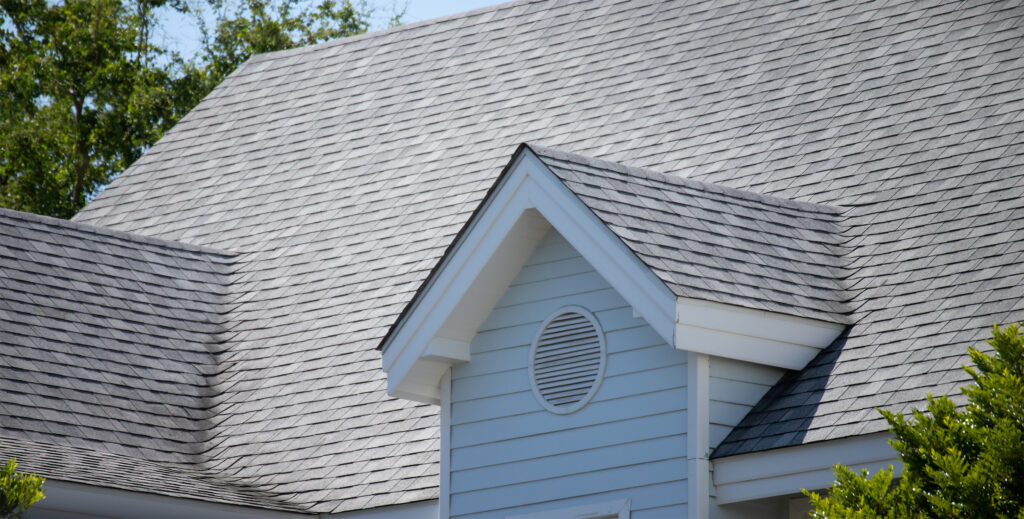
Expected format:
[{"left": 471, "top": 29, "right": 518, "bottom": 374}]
[
  {"left": 676, "top": 298, "right": 845, "bottom": 370},
  {"left": 713, "top": 432, "right": 899, "bottom": 504},
  {"left": 380, "top": 145, "right": 846, "bottom": 403}
]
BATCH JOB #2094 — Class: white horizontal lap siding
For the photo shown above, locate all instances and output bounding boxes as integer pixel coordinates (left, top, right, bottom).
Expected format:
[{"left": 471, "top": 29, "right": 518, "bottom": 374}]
[
  {"left": 449, "top": 231, "right": 689, "bottom": 518},
  {"left": 708, "top": 358, "right": 787, "bottom": 449}
]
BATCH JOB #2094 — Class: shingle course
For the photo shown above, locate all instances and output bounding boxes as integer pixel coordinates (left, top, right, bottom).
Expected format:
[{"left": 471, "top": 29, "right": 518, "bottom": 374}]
[{"left": 531, "top": 145, "right": 851, "bottom": 324}]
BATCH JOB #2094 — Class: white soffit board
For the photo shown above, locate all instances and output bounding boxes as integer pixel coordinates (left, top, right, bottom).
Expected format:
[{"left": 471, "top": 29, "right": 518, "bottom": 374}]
[
  {"left": 381, "top": 147, "right": 677, "bottom": 404},
  {"left": 675, "top": 298, "right": 846, "bottom": 370},
  {"left": 713, "top": 432, "right": 899, "bottom": 504}
]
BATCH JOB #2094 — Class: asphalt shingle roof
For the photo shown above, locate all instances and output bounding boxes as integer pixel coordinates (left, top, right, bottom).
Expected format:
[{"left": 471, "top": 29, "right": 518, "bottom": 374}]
[
  {"left": 0, "top": 209, "right": 300, "bottom": 511},
  {"left": 0, "top": 0, "right": 1020, "bottom": 511},
  {"left": 532, "top": 144, "right": 852, "bottom": 324}
]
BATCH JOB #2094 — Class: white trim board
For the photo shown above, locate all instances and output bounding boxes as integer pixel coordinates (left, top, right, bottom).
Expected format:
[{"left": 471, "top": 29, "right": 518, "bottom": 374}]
[
  {"left": 713, "top": 432, "right": 899, "bottom": 504},
  {"left": 380, "top": 147, "right": 676, "bottom": 403},
  {"left": 440, "top": 369, "right": 452, "bottom": 519},
  {"left": 381, "top": 144, "right": 847, "bottom": 403},
  {"left": 675, "top": 298, "right": 845, "bottom": 370},
  {"left": 686, "top": 352, "right": 710, "bottom": 517}
]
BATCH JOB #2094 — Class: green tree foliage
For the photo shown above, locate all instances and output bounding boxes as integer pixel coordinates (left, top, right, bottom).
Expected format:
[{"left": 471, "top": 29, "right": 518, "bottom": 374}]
[
  {"left": 191, "top": 0, "right": 370, "bottom": 94},
  {"left": 0, "top": 458, "right": 44, "bottom": 519},
  {"left": 0, "top": 0, "right": 181, "bottom": 217},
  {"left": 0, "top": 0, "right": 374, "bottom": 218},
  {"left": 805, "top": 324, "right": 1024, "bottom": 518}
]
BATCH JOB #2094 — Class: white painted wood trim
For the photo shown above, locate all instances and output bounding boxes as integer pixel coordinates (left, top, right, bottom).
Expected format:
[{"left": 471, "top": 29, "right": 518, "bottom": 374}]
[
  {"left": 686, "top": 352, "right": 709, "bottom": 518},
  {"left": 675, "top": 298, "right": 845, "bottom": 370},
  {"left": 381, "top": 148, "right": 678, "bottom": 403},
  {"left": 440, "top": 369, "right": 452, "bottom": 519},
  {"left": 518, "top": 151, "right": 677, "bottom": 346},
  {"left": 381, "top": 163, "right": 544, "bottom": 402},
  {"left": 713, "top": 432, "right": 899, "bottom": 504},
  {"left": 505, "top": 498, "right": 630, "bottom": 519}
]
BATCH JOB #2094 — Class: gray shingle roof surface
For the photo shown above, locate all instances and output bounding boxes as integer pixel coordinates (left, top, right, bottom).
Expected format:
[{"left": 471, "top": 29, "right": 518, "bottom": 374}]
[
  {"left": 0, "top": 0, "right": 1013, "bottom": 508},
  {"left": 531, "top": 144, "right": 851, "bottom": 324},
  {"left": 0, "top": 209, "right": 302, "bottom": 511}
]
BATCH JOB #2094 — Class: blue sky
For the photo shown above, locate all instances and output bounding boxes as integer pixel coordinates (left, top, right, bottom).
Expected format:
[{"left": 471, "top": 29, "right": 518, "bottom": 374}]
[
  {"left": 158, "top": 1, "right": 507, "bottom": 59},
  {"left": 403, "top": 0, "right": 506, "bottom": 24}
]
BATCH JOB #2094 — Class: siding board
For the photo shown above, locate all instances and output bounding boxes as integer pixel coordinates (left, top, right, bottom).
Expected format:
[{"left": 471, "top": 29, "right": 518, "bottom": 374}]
[
  {"left": 478, "top": 288, "right": 623, "bottom": 332},
  {"left": 452, "top": 435, "right": 686, "bottom": 492},
  {"left": 708, "top": 357, "right": 786, "bottom": 450},
  {"left": 511, "top": 256, "right": 594, "bottom": 286},
  {"left": 451, "top": 458, "right": 687, "bottom": 516},
  {"left": 451, "top": 410, "right": 686, "bottom": 471},
  {"left": 449, "top": 230, "right": 688, "bottom": 517},
  {"left": 451, "top": 387, "right": 687, "bottom": 447}
]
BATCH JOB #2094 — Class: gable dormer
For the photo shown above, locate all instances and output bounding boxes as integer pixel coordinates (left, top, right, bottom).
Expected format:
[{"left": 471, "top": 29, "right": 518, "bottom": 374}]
[{"left": 380, "top": 144, "right": 848, "bottom": 517}]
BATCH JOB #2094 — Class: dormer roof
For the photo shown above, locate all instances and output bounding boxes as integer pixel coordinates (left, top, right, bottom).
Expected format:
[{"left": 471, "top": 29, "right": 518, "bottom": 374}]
[{"left": 532, "top": 145, "right": 852, "bottom": 324}]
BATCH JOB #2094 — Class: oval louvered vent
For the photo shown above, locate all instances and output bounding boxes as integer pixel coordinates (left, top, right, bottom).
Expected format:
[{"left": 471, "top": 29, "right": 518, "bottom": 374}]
[{"left": 529, "top": 306, "right": 606, "bottom": 414}]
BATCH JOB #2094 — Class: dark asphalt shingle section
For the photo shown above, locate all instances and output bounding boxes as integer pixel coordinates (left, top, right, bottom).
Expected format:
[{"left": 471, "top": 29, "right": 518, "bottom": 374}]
[
  {"left": 0, "top": 436, "right": 301, "bottom": 512},
  {"left": 0, "top": 0, "right": 1014, "bottom": 509},
  {"left": 0, "top": 209, "right": 302, "bottom": 511}
]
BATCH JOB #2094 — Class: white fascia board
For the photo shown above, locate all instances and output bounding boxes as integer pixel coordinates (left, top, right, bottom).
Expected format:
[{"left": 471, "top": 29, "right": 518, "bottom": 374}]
[
  {"left": 381, "top": 155, "right": 544, "bottom": 403},
  {"left": 381, "top": 148, "right": 678, "bottom": 404},
  {"left": 675, "top": 298, "right": 845, "bottom": 370},
  {"left": 713, "top": 432, "right": 899, "bottom": 504},
  {"left": 517, "top": 151, "right": 677, "bottom": 346},
  {"left": 32, "top": 479, "right": 308, "bottom": 519}
]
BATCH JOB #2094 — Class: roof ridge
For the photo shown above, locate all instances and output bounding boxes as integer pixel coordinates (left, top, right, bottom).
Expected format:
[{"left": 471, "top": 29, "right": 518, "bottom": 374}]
[
  {"left": 10, "top": 208, "right": 236, "bottom": 259},
  {"left": 247, "top": 0, "right": 545, "bottom": 64},
  {"left": 524, "top": 143, "right": 844, "bottom": 218}
]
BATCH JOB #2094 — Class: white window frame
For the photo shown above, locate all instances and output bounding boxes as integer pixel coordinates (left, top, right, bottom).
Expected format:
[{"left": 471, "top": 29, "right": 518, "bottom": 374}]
[{"left": 505, "top": 499, "right": 630, "bottom": 519}]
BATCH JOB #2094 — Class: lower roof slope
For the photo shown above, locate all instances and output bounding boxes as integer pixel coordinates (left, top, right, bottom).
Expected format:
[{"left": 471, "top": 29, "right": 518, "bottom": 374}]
[{"left": 0, "top": 209, "right": 301, "bottom": 511}]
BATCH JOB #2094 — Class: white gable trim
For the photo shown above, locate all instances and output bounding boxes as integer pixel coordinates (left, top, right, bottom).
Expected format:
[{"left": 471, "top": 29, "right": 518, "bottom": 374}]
[
  {"left": 517, "top": 151, "right": 678, "bottom": 345},
  {"left": 713, "top": 432, "right": 899, "bottom": 504},
  {"left": 382, "top": 146, "right": 847, "bottom": 404},
  {"left": 380, "top": 148, "right": 676, "bottom": 403}
]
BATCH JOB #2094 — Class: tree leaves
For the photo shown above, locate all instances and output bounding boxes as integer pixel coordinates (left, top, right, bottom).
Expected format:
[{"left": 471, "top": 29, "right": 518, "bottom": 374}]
[
  {"left": 0, "top": 0, "right": 374, "bottom": 218},
  {"left": 806, "top": 324, "right": 1024, "bottom": 518},
  {"left": 0, "top": 458, "right": 44, "bottom": 519}
]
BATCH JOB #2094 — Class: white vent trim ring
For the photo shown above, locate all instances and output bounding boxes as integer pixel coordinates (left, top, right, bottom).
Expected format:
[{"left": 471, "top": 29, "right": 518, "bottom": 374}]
[{"left": 529, "top": 306, "right": 607, "bottom": 415}]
